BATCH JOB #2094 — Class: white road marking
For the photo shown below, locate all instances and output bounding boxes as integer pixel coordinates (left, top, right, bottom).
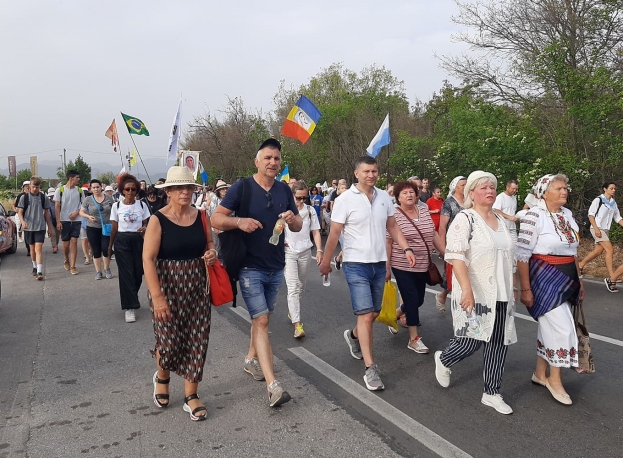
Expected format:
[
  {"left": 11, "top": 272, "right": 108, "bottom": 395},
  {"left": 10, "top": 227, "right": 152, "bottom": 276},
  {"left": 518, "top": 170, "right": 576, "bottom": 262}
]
[
  {"left": 289, "top": 346, "right": 473, "bottom": 458},
  {"left": 423, "top": 287, "right": 623, "bottom": 348}
]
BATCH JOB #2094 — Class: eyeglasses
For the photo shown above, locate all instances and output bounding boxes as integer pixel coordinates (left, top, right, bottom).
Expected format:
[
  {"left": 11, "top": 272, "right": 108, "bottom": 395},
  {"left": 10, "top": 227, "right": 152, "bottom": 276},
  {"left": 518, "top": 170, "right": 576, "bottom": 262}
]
[
  {"left": 170, "top": 185, "right": 194, "bottom": 192},
  {"left": 265, "top": 192, "right": 273, "bottom": 209},
  {"left": 124, "top": 187, "right": 137, "bottom": 193},
  {"left": 295, "top": 196, "right": 308, "bottom": 201}
]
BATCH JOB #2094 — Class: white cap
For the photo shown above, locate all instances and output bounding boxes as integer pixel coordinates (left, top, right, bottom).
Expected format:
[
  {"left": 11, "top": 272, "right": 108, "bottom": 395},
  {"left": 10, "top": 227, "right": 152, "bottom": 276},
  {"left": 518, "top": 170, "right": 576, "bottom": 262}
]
[
  {"left": 47, "top": 187, "right": 56, "bottom": 196},
  {"left": 22, "top": 181, "right": 30, "bottom": 186},
  {"left": 104, "top": 185, "right": 113, "bottom": 191},
  {"left": 315, "top": 183, "right": 322, "bottom": 188}
]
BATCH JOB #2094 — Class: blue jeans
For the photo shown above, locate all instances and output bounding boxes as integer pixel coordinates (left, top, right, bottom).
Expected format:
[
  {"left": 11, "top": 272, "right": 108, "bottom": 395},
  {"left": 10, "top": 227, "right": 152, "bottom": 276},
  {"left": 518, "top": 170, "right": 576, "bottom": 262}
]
[
  {"left": 342, "top": 262, "right": 386, "bottom": 315},
  {"left": 238, "top": 268, "right": 284, "bottom": 319}
]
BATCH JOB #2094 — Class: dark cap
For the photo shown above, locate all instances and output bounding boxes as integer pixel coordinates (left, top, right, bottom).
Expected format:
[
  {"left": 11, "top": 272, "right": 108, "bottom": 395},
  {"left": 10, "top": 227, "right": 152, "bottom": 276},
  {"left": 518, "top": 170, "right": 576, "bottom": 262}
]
[{"left": 258, "top": 138, "right": 281, "bottom": 152}]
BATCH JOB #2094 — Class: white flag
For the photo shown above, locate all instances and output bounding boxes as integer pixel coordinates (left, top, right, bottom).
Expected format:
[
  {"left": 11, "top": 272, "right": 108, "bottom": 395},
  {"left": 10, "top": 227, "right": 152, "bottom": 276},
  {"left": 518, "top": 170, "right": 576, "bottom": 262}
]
[
  {"left": 118, "top": 166, "right": 126, "bottom": 176},
  {"left": 366, "top": 114, "right": 390, "bottom": 158},
  {"left": 167, "top": 99, "right": 182, "bottom": 164}
]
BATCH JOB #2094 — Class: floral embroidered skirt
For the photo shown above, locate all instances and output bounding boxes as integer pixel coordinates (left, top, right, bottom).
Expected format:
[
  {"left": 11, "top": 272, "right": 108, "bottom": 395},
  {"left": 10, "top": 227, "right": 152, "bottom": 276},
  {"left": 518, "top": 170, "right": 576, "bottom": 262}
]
[
  {"left": 150, "top": 258, "right": 211, "bottom": 383},
  {"left": 536, "top": 302, "right": 578, "bottom": 368}
]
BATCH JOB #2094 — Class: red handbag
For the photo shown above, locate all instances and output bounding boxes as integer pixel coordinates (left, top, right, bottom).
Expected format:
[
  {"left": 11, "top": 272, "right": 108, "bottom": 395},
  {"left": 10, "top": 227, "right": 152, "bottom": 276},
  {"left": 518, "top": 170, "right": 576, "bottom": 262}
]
[{"left": 201, "top": 211, "right": 234, "bottom": 306}]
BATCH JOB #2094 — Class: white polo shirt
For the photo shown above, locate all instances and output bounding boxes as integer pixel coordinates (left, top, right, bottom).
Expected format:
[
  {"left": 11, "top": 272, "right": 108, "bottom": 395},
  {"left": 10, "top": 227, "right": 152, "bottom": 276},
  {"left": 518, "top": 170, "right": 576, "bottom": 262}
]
[{"left": 331, "top": 184, "right": 394, "bottom": 263}]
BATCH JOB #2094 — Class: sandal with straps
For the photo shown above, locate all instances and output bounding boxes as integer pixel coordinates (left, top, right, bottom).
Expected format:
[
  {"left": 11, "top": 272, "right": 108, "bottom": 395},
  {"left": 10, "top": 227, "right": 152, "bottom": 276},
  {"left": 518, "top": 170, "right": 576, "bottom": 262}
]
[
  {"left": 152, "top": 371, "right": 170, "bottom": 408},
  {"left": 183, "top": 394, "right": 207, "bottom": 421}
]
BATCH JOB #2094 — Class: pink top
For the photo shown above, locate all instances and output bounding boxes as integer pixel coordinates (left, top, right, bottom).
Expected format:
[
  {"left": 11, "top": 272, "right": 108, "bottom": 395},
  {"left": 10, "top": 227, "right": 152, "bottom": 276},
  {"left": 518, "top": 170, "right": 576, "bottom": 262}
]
[{"left": 387, "top": 206, "right": 435, "bottom": 272}]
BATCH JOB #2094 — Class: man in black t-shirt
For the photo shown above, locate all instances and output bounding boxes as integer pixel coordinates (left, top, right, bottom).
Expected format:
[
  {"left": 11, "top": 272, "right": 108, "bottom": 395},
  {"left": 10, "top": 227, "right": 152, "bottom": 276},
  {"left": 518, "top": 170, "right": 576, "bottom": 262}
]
[{"left": 212, "top": 138, "right": 302, "bottom": 408}]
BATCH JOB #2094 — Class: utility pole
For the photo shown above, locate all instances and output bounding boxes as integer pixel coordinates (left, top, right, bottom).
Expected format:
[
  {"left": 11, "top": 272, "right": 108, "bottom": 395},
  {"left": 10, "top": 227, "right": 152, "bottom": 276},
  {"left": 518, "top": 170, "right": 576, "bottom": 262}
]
[{"left": 60, "top": 153, "right": 65, "bottom": 176}]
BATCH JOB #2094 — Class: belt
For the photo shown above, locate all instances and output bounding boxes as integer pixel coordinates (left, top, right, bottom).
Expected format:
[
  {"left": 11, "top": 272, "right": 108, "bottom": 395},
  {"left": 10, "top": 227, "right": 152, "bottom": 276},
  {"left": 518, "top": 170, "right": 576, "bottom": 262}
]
[{"left": 531, "top": 254, "right": 576, "bottom": 265}]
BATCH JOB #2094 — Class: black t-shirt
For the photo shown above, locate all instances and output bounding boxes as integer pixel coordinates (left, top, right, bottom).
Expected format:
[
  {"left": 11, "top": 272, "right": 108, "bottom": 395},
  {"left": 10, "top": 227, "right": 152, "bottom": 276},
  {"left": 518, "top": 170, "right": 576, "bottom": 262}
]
[{"left": 220, "top": 178, "right": 298, "bottom": 272}]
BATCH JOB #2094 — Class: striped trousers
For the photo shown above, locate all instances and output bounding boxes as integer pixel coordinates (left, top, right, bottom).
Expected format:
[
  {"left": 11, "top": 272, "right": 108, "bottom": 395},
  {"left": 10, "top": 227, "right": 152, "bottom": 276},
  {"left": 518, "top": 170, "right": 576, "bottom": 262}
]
[{"left": 439, "top": 301, "right": 509, "bottom": 395}]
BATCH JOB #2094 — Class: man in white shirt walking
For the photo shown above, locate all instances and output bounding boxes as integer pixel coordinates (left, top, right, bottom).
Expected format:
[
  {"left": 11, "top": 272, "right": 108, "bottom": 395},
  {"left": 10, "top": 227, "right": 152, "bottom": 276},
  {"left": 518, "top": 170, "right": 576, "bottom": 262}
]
[
  {"left": 493, "top": 180, "right": 519, "bottom": 236},
  {"left": 319, "top": 156, "right": 415, "bottom": 391}
]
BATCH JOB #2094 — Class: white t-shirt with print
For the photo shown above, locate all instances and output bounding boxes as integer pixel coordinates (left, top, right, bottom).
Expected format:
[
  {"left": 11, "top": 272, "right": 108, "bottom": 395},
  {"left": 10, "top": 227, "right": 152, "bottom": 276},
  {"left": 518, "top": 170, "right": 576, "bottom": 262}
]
[{"left": 110, "top": 200, "right": 151, "bottom": 232}]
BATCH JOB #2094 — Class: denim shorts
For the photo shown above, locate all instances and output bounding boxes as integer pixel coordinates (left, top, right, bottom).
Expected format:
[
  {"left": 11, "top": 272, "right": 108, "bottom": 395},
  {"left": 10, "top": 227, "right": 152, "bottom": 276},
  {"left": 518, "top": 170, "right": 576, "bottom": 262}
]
[
  {"left": 238, "top": 268, "right": 284, "bottom": 319},
  {"left": 342, "top": 261, "right": 386, "bottom": 315}
]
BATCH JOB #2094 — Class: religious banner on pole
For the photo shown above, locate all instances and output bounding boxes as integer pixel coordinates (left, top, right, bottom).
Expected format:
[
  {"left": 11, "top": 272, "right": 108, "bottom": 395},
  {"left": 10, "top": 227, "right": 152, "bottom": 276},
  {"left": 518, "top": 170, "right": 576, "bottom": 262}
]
[
  {"left": 30, "top": 156, "right": 38, "bottom": 177},
  {"left": 8, "top": 156, "right": 16, "bottom": 177},
  {"left": 179, "top": 151, "right": 200, "bottom": 180}
]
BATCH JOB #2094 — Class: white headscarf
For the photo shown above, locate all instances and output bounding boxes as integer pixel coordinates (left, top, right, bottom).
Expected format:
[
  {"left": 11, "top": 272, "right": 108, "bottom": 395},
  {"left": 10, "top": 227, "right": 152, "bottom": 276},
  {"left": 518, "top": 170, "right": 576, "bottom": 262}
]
[
  {"left": 447, "top": 176, "right": 466, "bottom": 199},
  {"left": 463, "top": 171, "right": 497, "bottom": 209}
]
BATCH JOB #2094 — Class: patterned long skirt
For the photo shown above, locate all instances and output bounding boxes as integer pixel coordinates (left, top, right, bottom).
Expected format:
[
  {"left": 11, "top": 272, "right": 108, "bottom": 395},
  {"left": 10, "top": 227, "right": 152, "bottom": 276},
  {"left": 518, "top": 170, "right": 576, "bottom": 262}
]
[{"left": 150, "top": 257, "right": 211, "bottom": 383}]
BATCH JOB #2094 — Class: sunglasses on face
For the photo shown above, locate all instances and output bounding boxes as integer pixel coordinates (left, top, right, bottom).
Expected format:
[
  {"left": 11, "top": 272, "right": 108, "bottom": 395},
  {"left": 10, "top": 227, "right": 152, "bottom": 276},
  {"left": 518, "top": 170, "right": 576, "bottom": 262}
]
[
  {"left": 124, "top": 187, "right": 137, "bottom": 193},
  {"left": 295, "top": 196, "right": 308, "bottom": 201}
]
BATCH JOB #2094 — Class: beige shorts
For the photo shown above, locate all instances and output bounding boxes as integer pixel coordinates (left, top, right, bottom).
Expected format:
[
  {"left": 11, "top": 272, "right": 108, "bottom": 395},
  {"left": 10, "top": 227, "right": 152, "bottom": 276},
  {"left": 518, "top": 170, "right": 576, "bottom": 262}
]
[{"left": 590, "top": 227, "right": 609, "bottom": 243}]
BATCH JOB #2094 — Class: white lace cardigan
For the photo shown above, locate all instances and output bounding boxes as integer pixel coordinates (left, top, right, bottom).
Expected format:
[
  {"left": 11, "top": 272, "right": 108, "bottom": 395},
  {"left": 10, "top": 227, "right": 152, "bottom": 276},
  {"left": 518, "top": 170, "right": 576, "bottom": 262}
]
[{"left": 444, "top": 209, "right": 518, "bottom": 344}]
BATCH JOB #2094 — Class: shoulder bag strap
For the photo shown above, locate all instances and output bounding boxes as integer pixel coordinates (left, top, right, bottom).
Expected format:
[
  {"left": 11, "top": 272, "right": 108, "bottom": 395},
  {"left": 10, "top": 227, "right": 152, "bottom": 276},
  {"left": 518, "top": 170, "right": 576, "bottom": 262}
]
[
  {"left": 395, "top": 206, "right": 432, "bottom": 263},
  {"left": 92, "top": 195, "right": 105, "bottom": 227}
]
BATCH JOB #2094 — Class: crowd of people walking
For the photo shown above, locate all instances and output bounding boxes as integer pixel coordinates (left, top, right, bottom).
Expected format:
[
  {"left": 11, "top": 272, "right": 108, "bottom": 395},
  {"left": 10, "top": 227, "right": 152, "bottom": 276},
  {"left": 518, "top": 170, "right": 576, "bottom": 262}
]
[{"left": 13, "top": 136, "right": 612, "bottom": 420}]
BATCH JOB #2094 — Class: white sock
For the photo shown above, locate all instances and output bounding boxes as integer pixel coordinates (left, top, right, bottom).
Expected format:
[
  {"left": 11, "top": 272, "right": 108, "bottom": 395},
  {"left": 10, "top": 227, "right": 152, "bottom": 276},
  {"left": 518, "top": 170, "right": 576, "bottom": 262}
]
[
  {"left": 32, "top": 261, "right": 37, "bottom": 268},
  {"left": 37, "top": 264, "right": 43, "bottom": 273}
]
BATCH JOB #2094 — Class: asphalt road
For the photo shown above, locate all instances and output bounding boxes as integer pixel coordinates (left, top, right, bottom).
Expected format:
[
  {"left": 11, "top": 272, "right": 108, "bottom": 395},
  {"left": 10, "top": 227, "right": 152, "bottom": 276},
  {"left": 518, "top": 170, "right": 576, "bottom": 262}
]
[{"left": 1, "top": 241, "right": 622, "bottom": 457}]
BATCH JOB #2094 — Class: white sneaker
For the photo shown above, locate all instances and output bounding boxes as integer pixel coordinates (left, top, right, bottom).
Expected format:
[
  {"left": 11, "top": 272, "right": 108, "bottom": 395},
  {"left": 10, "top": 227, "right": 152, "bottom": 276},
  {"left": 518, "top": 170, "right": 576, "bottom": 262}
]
[
  {"left": 434, "top": 351, "right": 451, "bottom": 387},
  {"left": 481, "top": 393, "right": 513, "bottom": 415},
  {"left": 407, "top": 336, "right": 429, "bottom": 354},
  {"left": 125, "top": 310, "right": 136, "bottom": 323}
]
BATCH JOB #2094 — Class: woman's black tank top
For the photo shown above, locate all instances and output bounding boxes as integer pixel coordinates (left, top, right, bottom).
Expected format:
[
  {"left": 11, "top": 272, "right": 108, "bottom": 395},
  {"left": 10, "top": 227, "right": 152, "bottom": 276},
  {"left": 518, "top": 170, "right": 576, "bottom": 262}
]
[{"left": 155, "top": 210, "right": 207, "bottom": 260}]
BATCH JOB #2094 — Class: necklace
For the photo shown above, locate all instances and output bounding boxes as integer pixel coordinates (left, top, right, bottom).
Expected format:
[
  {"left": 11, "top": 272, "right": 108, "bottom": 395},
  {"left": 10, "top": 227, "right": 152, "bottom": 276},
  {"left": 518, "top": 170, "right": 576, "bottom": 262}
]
[
  {"left": 547, "top": 208, "right": 576, "bottom": 244},
  {"left": 171, "top": 210, "right": 190, "bottom": 226}
]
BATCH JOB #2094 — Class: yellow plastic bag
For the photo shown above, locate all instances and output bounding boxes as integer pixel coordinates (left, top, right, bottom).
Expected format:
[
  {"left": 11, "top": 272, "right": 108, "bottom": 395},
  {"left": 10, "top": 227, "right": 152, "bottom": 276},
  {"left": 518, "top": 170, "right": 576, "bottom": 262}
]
[{"left": 376, "top": 281, "right": 398, "bottom": 331}]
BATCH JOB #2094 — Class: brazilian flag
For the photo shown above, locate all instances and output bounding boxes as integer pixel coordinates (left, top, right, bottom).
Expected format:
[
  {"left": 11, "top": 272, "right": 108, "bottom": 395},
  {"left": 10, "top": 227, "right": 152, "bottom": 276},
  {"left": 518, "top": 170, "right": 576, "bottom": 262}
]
[{"left": 121, "top": 112, "right": 150, "bottom": 136}]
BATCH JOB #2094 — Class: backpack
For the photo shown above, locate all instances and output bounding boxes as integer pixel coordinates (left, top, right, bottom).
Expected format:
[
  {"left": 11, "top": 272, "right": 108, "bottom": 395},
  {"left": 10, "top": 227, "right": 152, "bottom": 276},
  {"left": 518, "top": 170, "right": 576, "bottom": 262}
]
[
  {"left": 20, "top": 193, "right": 48, "bottom": 214},
  {"left": 58, "top": 185, "right": 83, "bottom": 203},
  {"left": 581, "top": 198, "right": 604, "bottom": 228},
  {"left": 116, "top": 200, "right": 146, "bottom": 211}
]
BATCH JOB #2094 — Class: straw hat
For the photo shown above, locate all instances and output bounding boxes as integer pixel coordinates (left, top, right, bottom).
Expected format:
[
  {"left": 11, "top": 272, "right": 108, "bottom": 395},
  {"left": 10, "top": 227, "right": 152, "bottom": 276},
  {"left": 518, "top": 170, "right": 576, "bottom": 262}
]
[
  {"left": 214, "top": 179, "right": 230, "bottom": 192},
  {"left": 155, "top": 166, "right": 196, "bottom": 188}
]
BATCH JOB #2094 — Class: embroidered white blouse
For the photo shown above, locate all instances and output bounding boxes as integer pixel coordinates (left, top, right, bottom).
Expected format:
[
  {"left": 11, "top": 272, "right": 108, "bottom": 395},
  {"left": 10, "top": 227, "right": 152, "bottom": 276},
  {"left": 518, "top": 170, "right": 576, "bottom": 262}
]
[
  {"left": 515, "top": 204, "right": 579, "bottom": 263},
  {"left": 444, "top": 209, "right": 517, "bottom": 344}
]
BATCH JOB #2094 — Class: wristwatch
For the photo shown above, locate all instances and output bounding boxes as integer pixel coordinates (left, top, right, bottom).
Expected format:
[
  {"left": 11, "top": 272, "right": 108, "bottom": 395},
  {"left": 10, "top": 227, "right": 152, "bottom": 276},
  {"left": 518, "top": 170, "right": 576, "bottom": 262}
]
[{"left": 403, "top": 247, "right": 414, "bottom": 254}]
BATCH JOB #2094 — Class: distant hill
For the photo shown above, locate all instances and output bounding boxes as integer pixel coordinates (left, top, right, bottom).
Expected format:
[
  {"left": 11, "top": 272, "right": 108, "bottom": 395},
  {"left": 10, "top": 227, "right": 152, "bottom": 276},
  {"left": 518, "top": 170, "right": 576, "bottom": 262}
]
[{"left": 0, "top": 158, "right": 171, "bottom": 184}]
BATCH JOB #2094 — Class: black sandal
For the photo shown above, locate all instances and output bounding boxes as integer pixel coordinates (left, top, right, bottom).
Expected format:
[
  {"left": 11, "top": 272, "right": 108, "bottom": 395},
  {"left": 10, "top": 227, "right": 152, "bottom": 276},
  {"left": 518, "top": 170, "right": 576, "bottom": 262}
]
[
  {"left": 183, "top": 394, "right": 207, "bottom": 421},
  {"left": 152, "top": 371, "right": 170, "bottom": 408}
]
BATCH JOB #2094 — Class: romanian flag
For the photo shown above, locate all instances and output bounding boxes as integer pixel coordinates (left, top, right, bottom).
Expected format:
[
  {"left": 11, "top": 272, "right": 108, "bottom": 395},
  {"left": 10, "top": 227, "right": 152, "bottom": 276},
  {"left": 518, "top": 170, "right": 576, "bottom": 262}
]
[
  {"left": 281, "top": 95, "right": 321, "bottom": 144},
  {"left": 121, "top": 112, "right": 150, "bottom": 136}
]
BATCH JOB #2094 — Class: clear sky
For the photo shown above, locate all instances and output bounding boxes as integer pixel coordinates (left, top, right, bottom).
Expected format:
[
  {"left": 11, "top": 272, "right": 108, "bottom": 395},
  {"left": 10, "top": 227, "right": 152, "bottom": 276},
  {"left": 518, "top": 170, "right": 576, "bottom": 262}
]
[{"left": 0, "top": 0, "right": 468, "bottom": 168}]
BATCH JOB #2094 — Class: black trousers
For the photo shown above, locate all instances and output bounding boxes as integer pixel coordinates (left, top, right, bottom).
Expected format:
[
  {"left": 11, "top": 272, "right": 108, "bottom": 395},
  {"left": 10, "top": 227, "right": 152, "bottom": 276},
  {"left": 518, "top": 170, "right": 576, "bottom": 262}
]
[
  {"left": 86, "top": 226, "right": 110, "bottom": 259},
  {"left": 114, "top": 232, "right": 143, "bottom": 310}
]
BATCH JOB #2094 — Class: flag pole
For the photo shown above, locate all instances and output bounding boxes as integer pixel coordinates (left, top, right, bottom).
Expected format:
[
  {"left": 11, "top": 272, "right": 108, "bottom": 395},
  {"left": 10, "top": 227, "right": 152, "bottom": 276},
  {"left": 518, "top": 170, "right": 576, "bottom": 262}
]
[{"left": 127, "top": 135, "right": 153, "bottom": 184}]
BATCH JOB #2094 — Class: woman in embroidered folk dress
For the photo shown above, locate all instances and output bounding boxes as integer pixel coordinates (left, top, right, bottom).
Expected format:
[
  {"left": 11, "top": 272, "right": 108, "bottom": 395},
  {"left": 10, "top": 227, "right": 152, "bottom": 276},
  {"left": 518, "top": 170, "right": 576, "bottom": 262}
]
[
  {"left": 516, "top": 174, "right": 584, "bottom": 406},
  {"left": 284, "top": 181, "right": 323, "bottom": 339},
  {"left": 435, "top": 176, "right": 467, "bottom": 313},
  {"left": 143, "top": 166, "right": 218, "bottom": 422},
  {"left": 434, "top": 171, "right": 517, "bottom": 415},
  {"left": 386, "top": 181, "right": 444, "bottom": 353}
]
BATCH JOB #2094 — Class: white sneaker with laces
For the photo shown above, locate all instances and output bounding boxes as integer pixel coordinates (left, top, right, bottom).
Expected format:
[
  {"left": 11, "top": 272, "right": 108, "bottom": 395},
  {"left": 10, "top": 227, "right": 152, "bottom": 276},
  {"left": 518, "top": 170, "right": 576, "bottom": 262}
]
[
  {"left": 125, "top": 310, "right": 136, "bottom": 323},
  {"left": 434, "top": 351, "right": 451, "bottom": 387},
  {"left": 481, "top": 393, "right": 513, "bottom": 415}
]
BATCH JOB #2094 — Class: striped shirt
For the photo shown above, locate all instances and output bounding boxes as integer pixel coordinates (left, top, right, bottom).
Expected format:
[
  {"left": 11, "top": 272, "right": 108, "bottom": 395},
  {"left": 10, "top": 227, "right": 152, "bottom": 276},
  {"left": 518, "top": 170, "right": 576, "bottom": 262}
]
[{"left": 387, "top": 206, "right": 435, "bottom": 272}]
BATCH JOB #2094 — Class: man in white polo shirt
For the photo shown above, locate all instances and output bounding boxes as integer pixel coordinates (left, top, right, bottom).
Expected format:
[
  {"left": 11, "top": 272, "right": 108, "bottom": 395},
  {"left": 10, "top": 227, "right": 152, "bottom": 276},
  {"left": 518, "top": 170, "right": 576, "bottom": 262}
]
[
  {"left": 493, "top": 179, "right": 519, "bottom": 237},
  {"left": 320, "top": 156, "right": 415, "bottom": 391}
]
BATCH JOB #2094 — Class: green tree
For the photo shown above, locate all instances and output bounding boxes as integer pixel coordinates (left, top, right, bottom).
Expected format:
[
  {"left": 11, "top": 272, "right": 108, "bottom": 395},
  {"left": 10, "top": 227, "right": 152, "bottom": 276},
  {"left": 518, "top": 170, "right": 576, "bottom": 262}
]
[
  {"left": 96, "top": 171, "right": 116, "bottom": 186},
  {"left": 57, "top": 154, "right": 92, "bottom": 183},
  {"left": 16, "top": 169, "right": 32, "bottom": 189}
]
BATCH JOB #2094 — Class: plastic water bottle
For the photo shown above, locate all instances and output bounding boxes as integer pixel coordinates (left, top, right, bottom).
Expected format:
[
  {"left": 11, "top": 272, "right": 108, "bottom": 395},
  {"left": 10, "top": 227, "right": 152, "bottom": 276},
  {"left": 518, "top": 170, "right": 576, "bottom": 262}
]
[
  {"left": 269, "top": 218, "right": 286, "bottom": 245},
  {"left": 322, "top": 273, "right": 331, "bottom": 286},
  {"left": 467, "top": 310, "right": 481, "bottom": 336}
]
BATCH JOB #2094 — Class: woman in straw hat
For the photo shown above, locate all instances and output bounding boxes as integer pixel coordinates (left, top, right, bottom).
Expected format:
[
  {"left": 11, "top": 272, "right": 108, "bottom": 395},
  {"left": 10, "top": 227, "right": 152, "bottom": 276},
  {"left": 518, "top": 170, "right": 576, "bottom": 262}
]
[{"left": 143, "top": 166, "right": 218, "bottom": 421}]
